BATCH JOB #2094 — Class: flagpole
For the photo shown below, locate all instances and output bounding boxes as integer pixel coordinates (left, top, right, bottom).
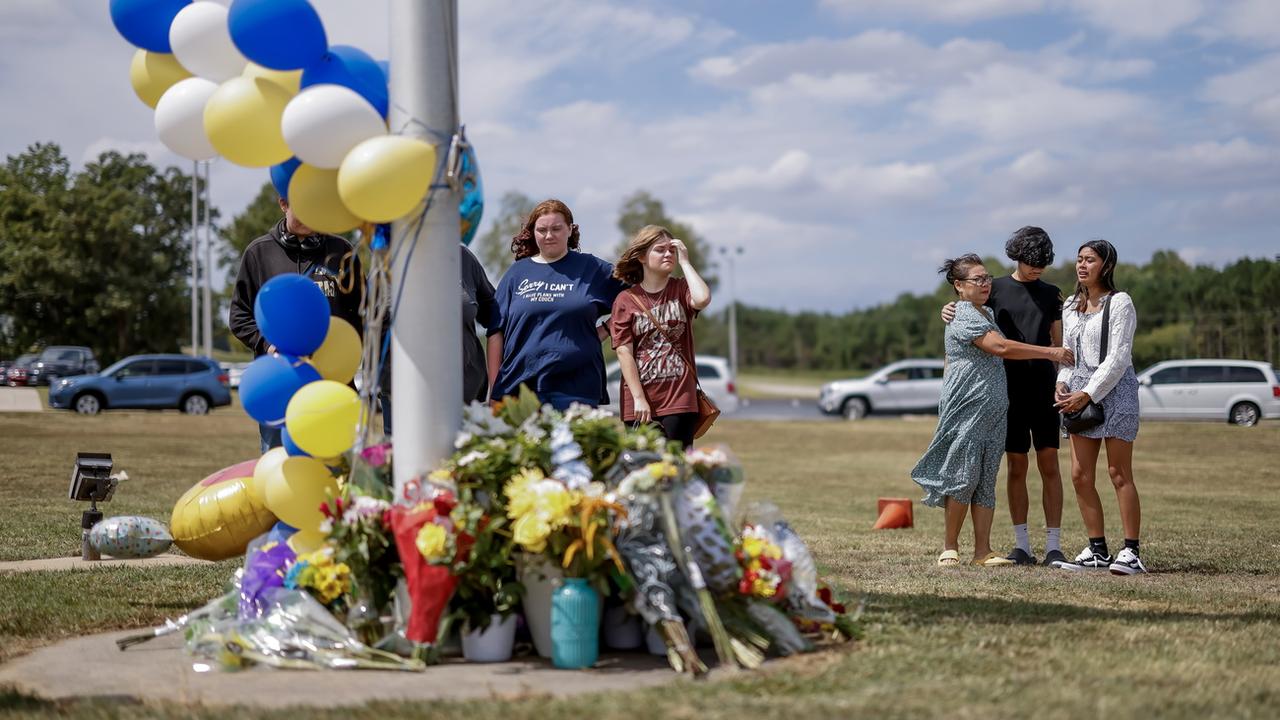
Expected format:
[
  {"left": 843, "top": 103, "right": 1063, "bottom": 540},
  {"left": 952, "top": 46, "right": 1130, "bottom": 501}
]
[
  {"left": 389, "top": 0, "right": 462, "bottom": 498},
  {"left": 201, "top": 161, "right": 213, "bottom": 359},
  {"left": 190, "top": 160, "right": 198, "bottom": 356}
]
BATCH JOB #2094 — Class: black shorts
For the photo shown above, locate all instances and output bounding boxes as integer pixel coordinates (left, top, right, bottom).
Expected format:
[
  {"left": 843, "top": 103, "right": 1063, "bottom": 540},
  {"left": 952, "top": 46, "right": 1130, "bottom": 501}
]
[{"left": 1005, "top": 382, "right": 1061, "bottom": 454}]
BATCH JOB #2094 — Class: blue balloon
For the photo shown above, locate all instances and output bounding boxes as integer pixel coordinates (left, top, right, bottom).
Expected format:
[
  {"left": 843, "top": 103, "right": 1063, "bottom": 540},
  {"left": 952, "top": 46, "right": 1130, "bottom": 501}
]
[
  {"left": 228, "top": 0, "right": 327, "bottom": 71},
  {"left": 281, "top": 428, "right": 310, "bottom": 457},
  {"left": 109, "top": 0, "right": 191, "bottom": 53},
  {"left": 301, "top": 45, "right": 388, "bottom": 117},
  {"left": 270, "top": 158, "right": 301, "bottom": 200},
  {"left": 253, "top": 274, "right": 330, "bottom": 356},
  {"left": 458, "top": 144, "right": 484, "bottom": 246},
  {"left": 376, "top": 60, "right": 390, "bottom": 84},
  {"left": 239, "top": 354, "right": 322, "bottom": 424}
]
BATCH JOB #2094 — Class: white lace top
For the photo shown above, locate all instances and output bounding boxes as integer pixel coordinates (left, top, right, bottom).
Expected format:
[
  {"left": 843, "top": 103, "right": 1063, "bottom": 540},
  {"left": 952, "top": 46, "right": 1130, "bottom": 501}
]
[{"left": 1056, "top": 291, "right": 1137, "bottom": 402}]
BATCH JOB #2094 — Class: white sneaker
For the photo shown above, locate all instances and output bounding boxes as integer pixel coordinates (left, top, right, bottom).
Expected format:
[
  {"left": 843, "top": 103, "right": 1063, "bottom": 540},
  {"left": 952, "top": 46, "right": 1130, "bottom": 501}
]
[
  {"left": 1109, "top": 547, "right": 1147, "bottom": 575},
  {"left": 1055, "top": 545, "right": 1112, "bottom": 570}
]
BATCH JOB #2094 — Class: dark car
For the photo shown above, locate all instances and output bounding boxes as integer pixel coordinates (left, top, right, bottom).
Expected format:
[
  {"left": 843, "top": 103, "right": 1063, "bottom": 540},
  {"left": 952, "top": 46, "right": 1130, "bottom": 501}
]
[
  {"left": 5, "top": 354, "right": 37, "bottom": 387},
  {"left": 27, "top": 346, "right": 100, "bottom": 386},
  {"left": 48, "top": 354, "right": 232, "bottom": 415}
]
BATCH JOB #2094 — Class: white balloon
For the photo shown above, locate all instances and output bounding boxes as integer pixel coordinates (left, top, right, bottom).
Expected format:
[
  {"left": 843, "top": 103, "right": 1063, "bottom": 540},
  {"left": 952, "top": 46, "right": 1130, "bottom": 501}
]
[
  {"left": 282, "top": 84, "right": 387, "bottom": 169},
  {"left": 154, "top": 77, "right": 219, "bottom": 161},
  {"left": 169, "top": 2, "right": 246, "bottom": 82}
]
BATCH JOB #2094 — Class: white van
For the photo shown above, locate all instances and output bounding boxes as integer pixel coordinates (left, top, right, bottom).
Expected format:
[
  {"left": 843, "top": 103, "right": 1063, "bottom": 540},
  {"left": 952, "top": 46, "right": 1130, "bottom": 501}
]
[
  {"left": 604, "top": 355, "right": 740, "bottom": 416},
  {"left": 1137, "top": 359, "right": 1280, "bottom": 426}
]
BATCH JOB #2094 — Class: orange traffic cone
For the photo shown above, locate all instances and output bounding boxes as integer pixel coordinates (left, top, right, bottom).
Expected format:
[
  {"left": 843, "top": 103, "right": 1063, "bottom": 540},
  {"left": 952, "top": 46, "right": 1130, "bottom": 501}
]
[{"left": 873, "top": 498, "right": 913, "bottom": 529}]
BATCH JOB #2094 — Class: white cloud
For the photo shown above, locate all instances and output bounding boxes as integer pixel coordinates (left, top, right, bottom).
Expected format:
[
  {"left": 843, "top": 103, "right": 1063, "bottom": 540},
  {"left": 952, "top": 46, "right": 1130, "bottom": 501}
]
[
  {"left": 705, "top": 150, "right": 815, "bottom": 193},
  {"left": 1201, "top": 0, "right": 1280, "bottom": 47},
  {"left": 1202, "top": 53, "right": 1280, "bottom": 106},
  {"left": 1068, "top": 0, "right": 1204, "bottom": 39},
  {"left": 819, "top": 0, "right": 1046, "bottom": 23},
  {"left": 749, "top": 72, "right": 905, "bottom": 107},
  {"left": 920, "top": 63, "right": 1147, "bottom": 140}
]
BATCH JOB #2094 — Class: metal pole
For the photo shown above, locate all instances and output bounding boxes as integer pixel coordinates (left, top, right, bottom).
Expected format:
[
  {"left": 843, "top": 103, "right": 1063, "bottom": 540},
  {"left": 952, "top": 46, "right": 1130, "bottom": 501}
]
[
  {"left": 720, "top": 246, "right": 742, "bottom": 380},
  {"left": 389, "top": 0, "right": 462, "bottom": 499},
  {"left": 201, "top": 161, "right": 214, "bottom": 359},
  {"left": 190, "top": 160, "right": 198, "bottom": 356}
]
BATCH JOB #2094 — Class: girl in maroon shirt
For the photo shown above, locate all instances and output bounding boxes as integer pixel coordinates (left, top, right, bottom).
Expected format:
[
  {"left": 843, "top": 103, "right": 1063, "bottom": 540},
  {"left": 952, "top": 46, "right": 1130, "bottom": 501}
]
[{"left": 610, "top": 225, "right": 712, "bottom": 448}]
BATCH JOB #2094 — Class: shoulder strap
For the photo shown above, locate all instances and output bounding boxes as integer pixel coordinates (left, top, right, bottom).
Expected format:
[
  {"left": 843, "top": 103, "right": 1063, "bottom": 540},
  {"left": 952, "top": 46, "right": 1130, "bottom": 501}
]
[
  {"left": 635, "top": 292, "right": 700, "bottom": 387},
  {"left": 1098, "top": 295, "right": 1111, "bottom": 365}
]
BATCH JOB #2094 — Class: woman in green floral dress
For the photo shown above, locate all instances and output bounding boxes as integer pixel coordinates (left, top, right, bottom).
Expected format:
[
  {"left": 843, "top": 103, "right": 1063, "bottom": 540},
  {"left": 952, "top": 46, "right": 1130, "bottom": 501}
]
[{"left": 912, "top": 255, "right": 1074, "bottom": 567}]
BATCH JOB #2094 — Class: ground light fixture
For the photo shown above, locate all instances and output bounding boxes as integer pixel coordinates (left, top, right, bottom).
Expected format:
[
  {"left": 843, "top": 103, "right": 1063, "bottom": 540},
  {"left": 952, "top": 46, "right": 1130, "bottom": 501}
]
[{"left": 68, "top": 452, "right": 117, "bottom": 560}]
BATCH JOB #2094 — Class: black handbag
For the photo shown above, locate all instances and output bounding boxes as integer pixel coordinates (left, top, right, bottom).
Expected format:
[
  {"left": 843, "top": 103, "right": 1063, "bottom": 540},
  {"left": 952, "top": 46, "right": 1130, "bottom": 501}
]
[{"left": 1062, "top": 296, "right": 1110, "bottom": 434}]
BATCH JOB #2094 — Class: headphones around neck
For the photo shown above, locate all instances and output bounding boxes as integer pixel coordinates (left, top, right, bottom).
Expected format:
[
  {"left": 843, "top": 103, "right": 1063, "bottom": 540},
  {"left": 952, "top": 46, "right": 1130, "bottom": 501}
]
[{"left": 279, "top": 230, "right": 322, "bottom": 252}]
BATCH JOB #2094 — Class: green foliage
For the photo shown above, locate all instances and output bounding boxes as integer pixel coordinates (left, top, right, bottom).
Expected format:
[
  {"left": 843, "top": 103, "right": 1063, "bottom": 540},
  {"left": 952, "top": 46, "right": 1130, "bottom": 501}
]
[
  {"left": 694, "top": 253, "right": 1280, "bottom": 372},
  {"left": 0, "top": 143, "right": 206, "bottom": 363},
  {"left": 614, "top": 190, "right": 719, "bottom": 290},
  {"left": 473, "top": 190, "right": 535, "bottom": 278}
]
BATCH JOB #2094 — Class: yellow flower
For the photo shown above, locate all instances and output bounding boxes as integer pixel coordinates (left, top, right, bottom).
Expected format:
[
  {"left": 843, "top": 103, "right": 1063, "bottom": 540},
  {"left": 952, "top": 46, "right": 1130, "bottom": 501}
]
[
  {"left": 505, "top": 468, "right": 545, "bottom": 519},
  {"left": 536, "top": 480, "right": 575, "bottom": 527},
  {"left": 415, "top": 522, "right": 450, "bottom": 561},
  {"left": 512, "top": 513, "right": 551, "bottom": 553},
  {"left": 742, "top": 535, "right": 766, "bottom": 559}
]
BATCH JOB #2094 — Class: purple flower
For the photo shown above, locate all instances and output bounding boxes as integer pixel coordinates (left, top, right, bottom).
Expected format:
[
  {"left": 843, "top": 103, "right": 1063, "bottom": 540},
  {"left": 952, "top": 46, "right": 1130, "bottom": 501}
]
[{"left": 238, "top": 542, "right": 296, "bottom": 619}]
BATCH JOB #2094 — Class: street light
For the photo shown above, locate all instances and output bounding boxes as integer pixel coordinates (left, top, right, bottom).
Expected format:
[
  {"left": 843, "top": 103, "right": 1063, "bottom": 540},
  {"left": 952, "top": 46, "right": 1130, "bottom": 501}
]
[{"left": 717, "top": 245, "right": 744, "bottom": 380}]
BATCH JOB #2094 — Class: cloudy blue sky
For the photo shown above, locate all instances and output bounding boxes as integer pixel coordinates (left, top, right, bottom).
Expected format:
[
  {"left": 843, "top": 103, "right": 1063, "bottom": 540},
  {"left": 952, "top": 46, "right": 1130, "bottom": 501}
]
[{"left": 2, "top": 0, "right": 1278, "bottom": 312}]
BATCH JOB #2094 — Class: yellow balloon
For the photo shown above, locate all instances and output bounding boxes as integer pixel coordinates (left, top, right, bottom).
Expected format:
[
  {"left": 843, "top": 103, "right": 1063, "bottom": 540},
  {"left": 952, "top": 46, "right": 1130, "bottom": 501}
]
[
  {"left": 203, "top": 76, "right": 293, "bottom": 167},
  {"left": 263, "top": 456, "right": 339, "bottom": 533},
  {"left": 130, "top": 50, "right": 192, "bottom": 109},
  {"left": 242, "top": 62, "right": 301, "bottom": 96},
  {"left": 288, "top": 528, "right": 329, "bottom": 554},
  {"left": 289, "top": 164, "right": 362, "bottom": 234},
  {"left": 308, "top": 317, "right": 362, "bottom": 384},
  {"left": 285, "top": 380, "right": 360, "bottom": 459},
  {"left": 250, "top": 445, "right": 289, "bottom": 504},
  {"left": 170, "top": 459, "right": 278, "bottom": 561},
  {"left": 337, "top": 135, "right": 437, "bottom": 222}
]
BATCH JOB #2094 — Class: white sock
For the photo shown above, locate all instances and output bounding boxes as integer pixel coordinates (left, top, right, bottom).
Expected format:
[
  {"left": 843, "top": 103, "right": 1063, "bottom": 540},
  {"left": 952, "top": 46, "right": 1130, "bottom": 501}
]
[
  {"left": 1046, "top": 527, "right": 1061, "bottom": 554},
  {"left": 1013, "top": 524, "right": 1031, "bottom": 553}
]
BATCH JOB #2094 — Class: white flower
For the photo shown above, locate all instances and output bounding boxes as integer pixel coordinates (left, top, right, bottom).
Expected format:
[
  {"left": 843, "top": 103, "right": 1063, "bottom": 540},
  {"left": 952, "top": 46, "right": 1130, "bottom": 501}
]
[
  {"left": 318, "top": 518, "right": 334, "bottom": 534},
  {"left": 457, "top": 450, "right": 490, "bottom": 467}
]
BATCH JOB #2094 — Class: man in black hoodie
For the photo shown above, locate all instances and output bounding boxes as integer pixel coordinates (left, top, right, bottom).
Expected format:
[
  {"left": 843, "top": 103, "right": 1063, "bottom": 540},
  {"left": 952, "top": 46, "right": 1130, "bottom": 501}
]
[{"left": 230, "top": 197, "right": 363, "bottom": 452}]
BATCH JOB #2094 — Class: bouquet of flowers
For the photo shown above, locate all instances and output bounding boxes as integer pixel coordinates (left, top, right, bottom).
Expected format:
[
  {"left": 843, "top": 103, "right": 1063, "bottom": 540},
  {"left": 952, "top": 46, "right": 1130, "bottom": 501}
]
[
  {"left": 284, "top": 547, "right": 353, "bottom": 610},
  {"left": 686, "top": 444, "right": 746, "bottom": 523},
  {"left": 320, "top": 492, "right": 399, "bottom": 615},
  {"left": 504, "top": 467, "right": 627, "bottom": 582},
  {"left": 735, "top": 524, "right": 792, "bottom": 601},
  {"left": 388, "top": 487, "right": 470, "bottom": 648},
  {"left": 443, "top": 485, "right": 524, "bottom": 633}
]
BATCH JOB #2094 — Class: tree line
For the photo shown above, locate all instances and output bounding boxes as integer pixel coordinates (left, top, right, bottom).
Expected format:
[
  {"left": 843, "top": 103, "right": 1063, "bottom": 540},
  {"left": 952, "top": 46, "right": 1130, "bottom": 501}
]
[
  {"left": 4, "top": 144, "right": 1276, "bottom": 373},
  {"left": 689, "top": 251, "right": 1280, "bottom": 373}
]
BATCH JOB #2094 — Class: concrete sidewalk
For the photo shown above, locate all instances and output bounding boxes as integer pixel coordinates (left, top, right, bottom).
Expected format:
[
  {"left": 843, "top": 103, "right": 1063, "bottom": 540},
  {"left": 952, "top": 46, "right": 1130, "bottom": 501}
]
[
  {"left": 0, "top": 553, "right": 210, "bottom": 573},
  {"left": 0, "top": 387, "right": 43, "bottom": 412},
  {"left": 0, "top": 629, "right": 699, "bottom": 708}
]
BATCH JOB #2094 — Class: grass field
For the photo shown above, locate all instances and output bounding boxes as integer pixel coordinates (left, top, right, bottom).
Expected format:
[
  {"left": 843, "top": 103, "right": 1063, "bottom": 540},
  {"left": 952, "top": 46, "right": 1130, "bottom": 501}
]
[{"left": 1, "top": 406, "right": 1278, "bottom": 718}]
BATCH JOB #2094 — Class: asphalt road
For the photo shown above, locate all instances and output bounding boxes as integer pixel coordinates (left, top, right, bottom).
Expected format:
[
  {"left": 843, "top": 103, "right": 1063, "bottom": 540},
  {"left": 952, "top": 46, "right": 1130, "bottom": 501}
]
[{"left": 729, "top": 397, "right": 840, "bottom": 421}]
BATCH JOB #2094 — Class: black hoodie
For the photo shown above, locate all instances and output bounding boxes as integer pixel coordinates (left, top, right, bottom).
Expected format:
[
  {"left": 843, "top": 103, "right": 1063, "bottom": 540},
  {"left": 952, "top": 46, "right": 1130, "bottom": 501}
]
[{"left": 229, "top": 219, "right": 363, "bottom": 357}]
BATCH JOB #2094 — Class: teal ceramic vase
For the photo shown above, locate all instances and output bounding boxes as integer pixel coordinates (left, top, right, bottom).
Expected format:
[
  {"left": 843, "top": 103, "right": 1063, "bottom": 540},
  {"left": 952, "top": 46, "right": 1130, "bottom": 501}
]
[{"left": 551, "top": 578, "right": 600, "bottom": 669}]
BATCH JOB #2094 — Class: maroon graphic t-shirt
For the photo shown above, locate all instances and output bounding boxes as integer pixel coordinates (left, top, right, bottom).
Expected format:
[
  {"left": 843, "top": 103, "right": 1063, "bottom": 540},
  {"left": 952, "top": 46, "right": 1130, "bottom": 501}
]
[{"left": 610, "top": 278, "right": 699, "bottom": 421}]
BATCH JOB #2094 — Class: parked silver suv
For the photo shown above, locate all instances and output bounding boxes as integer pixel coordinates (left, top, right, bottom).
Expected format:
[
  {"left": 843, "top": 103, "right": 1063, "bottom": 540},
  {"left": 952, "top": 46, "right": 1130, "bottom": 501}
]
[
  {"left": 818, "top": 359, "right": 946, "bottom": 420},
  {"left": 1137, "top": 359, "right": 1280, "bottom": 427}
]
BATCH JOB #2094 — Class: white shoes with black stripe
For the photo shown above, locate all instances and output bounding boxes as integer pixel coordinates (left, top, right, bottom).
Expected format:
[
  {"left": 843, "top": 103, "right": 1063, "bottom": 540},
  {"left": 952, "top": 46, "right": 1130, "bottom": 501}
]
[
  {"left": 1108, "top": 548, "right": 1147, "bottom": 575},
  {"left": 1055, "top": 546, "right": 1112, "bottom": 570}
]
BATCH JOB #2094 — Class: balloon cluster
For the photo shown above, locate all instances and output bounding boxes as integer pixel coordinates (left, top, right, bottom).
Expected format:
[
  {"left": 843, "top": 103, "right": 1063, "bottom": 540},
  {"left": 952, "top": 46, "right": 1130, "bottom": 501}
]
[
  {"left": 112, "top": 0, "right": 436, "bottom": 233},
  {"left": 236, "top": 274, "right": 361, "bottom": 546}
]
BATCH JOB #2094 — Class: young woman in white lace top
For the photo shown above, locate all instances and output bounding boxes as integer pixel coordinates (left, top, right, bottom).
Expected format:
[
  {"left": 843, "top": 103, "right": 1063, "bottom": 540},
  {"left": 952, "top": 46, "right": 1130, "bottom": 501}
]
[{"left": 1052, "top": 240, "right": 1145, "bottom": 575}]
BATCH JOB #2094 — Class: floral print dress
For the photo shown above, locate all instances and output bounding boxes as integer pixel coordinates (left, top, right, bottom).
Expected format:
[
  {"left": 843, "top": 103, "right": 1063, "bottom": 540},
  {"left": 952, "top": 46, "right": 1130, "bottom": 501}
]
[{"left": 911, "top": 301, "right": 1008, "bottom": 509}]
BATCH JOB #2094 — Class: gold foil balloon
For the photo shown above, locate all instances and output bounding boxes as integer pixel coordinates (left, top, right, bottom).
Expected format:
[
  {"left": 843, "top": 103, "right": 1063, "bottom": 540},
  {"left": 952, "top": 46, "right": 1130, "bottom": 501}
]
[{"left": 170, "top": 459, "right": 277, "bottom": 561}]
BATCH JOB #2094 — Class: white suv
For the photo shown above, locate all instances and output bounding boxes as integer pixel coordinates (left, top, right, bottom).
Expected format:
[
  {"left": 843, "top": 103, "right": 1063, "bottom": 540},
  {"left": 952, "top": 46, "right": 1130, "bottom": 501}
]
[
  {"left": 818, "top": 359, "right": 946, "bottom": 420},
  {"left": 603, "top": 355, "right": 740, "bottom": 416},
  {"left": 1137, "top": 359, "right": 1280, "bottom": 426}
]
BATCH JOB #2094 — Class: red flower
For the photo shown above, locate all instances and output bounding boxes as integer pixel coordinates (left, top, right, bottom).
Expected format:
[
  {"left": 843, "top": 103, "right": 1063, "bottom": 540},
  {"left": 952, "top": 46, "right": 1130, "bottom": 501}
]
[{"left": 432, "top": 492, "right": 457, "bottom": 516}]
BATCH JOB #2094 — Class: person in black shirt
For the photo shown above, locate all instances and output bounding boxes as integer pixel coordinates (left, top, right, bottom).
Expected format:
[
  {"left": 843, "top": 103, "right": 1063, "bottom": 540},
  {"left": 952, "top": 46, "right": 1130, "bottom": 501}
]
[
  {"left": 942, "top": 227, "right": 1066, "bottom": 566},
  {"left": 229, "top": 196, "right": 363, "bottom": 453}
]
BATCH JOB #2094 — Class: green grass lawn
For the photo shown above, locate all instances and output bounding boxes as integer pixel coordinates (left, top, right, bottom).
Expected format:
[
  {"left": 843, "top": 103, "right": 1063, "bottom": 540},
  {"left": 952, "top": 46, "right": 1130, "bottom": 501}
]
[{"left": 1, "top": 408, "right": 1278, "bottom": 718}]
